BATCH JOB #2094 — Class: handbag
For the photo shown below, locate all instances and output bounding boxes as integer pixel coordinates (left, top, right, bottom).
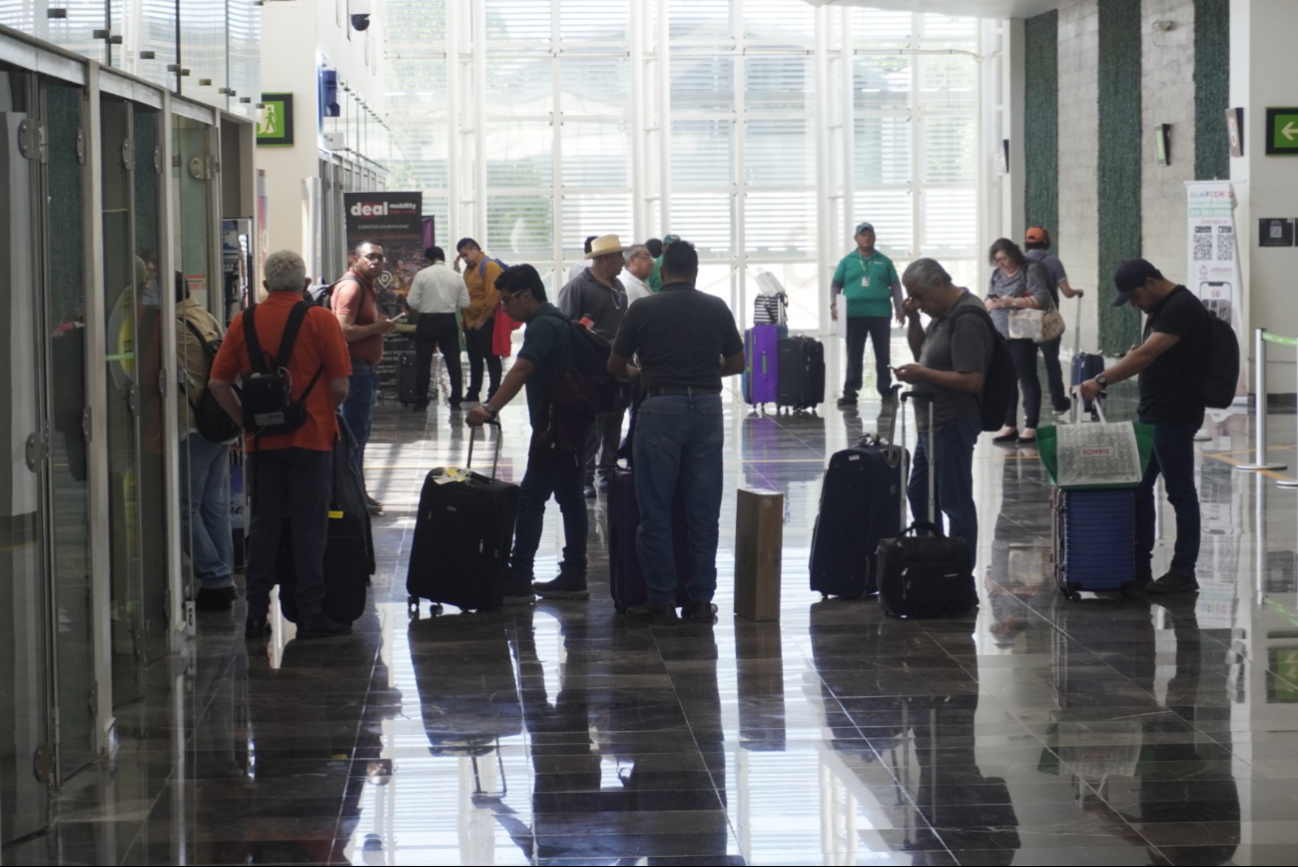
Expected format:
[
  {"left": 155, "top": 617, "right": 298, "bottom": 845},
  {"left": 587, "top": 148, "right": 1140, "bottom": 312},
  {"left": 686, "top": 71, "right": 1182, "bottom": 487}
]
[{"left": 491, "top": 302, "right": 519, "bottom": 357}]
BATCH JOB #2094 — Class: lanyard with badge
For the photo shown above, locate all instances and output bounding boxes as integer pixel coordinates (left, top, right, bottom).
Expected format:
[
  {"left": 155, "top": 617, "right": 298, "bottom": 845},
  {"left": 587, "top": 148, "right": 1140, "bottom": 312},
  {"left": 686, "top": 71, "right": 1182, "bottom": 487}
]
[{"left": 856, "top": 251, "right": 878, "bottom": 290}]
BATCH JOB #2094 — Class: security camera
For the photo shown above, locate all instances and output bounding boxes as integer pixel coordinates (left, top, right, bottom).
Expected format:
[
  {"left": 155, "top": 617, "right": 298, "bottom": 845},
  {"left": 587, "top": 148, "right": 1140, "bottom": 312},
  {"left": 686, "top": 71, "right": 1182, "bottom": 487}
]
[
  {"left": 350, "top": 0, "right": 371, "bottom": 31},
  {"left": 351, "top": 13, "right": 370, "bottom": 31}
]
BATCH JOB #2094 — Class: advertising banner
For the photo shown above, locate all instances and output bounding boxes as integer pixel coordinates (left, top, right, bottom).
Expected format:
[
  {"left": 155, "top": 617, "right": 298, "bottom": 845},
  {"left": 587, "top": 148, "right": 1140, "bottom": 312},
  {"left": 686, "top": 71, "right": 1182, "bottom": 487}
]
[{"left": 1185, "top": 181, "right": 1246, "bottom": 399}]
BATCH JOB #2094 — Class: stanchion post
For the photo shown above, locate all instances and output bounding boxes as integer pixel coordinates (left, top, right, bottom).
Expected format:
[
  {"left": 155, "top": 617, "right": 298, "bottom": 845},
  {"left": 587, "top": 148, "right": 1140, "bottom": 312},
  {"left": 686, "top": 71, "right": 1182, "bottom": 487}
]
[
  {"left": 1278, "top": 332, "right": 1298, "bottom": 488},
  {"left": 1238, "top": 328, "right": 1288, "bottom": 472}
]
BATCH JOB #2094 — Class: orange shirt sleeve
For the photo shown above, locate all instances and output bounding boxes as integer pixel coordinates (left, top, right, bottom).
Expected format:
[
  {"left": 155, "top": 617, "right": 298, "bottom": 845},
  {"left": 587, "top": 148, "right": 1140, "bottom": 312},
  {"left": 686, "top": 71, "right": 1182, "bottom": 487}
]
[
  {"left": 210, "top": 312, "right": 246, "bottom": 382},
  {"left": 332, "top": 279, "right": 362, "bottom": 320},
  {"left": 313, "top": 308, "right": 353, "bottom": 380}
]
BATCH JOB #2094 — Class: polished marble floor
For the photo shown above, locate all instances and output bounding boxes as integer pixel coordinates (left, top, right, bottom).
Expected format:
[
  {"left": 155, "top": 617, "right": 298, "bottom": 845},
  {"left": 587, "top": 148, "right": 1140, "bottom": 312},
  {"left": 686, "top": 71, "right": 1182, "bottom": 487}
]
[{"left": 9, "top": 339, "right": 1298, "bottom": 865}]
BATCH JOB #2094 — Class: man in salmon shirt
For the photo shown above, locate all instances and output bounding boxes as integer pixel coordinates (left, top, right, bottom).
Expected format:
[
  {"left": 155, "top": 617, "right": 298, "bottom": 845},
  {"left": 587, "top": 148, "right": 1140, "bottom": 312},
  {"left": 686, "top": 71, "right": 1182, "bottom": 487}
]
[
  {"left": 332, "top": 241, "right": 396, "bottom": 514},
  {"left": 208, "top": 250, "right": 354, "bottom": 641}
]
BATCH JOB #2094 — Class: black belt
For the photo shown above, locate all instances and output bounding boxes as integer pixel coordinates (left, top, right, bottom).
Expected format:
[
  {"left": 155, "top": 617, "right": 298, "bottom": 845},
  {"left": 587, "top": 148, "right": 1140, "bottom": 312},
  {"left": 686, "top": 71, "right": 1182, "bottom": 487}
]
[{"left": 644, "top": 386, "right": 721, "bottom": 399}]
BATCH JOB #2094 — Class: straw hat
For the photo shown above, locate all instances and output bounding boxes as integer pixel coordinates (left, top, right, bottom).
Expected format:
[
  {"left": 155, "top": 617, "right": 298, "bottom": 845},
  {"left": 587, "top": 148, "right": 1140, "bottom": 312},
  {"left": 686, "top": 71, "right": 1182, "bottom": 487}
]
[{"left": 584, "top": 234, "right": 628, "bottom": 260}]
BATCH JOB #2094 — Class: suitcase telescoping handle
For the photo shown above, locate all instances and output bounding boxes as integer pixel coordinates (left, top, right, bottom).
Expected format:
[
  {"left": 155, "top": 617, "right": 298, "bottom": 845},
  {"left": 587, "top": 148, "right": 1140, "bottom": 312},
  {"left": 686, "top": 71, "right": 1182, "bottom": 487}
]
[
  {"left": 898, "top": 392, "right": 936, "bottom": 527},
  {"left": 1068, "top": 384, "right": 1107, "bottom": 425},
  {"left": 1073, "top": 294, "right": 1082, "bottom": 357},
  {"left": 466, "top": 419, "right": 503, "bottom": 480}
]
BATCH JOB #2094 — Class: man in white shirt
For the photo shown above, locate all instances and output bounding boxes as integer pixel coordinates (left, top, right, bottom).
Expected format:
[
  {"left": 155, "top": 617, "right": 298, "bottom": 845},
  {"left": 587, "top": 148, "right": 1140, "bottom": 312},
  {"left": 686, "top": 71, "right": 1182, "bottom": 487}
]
[
  {"left": 405, "top": 245, "right": 472, "bottom": 410},
  {"left": 622, "top": 244, "right": 654, "bottom": 304},
  {"left": 566, "top": 235, "right": 597, "bottom": 283}
]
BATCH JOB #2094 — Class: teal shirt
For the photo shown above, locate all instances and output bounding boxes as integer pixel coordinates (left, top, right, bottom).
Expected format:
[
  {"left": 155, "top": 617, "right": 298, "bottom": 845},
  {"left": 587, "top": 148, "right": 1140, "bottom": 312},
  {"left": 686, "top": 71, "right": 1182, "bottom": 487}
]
[
  {"left": 518, "top": 303, "right": 576, "bottom": 424},
  {"left": 833, "top": 249, "right": 900, "bottom": 318}
]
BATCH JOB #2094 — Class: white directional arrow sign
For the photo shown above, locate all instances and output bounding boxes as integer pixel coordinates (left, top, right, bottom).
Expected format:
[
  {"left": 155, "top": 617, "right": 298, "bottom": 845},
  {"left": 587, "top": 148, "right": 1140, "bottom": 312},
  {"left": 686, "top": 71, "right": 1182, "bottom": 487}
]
[{"left": 1285, "top": 121, "right": 1298, "bottom": 141}]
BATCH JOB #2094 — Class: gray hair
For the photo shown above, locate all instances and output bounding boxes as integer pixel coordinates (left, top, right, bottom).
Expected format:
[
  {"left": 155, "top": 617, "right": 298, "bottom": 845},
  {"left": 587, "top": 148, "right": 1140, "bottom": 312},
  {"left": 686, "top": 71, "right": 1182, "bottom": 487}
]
[
  {"left": 624, "top": 244, "right": 650, "bottom": 263},
  {"left": 902, "top": 257, "right": 952, "bottom": 292},
  {"left": 264, "top": 250, "right": 307, "bottom": 292}
]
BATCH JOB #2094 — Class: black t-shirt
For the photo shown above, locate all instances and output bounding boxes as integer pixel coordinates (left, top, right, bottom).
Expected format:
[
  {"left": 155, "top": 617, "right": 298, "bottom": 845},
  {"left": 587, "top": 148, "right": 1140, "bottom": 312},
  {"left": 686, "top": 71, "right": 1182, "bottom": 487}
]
[
  {"left": 612, "top": 282, "right": 744, "bottom": 393},
  {"left": 1138, "top": 286, "right": 1211, "bottom": 424}
]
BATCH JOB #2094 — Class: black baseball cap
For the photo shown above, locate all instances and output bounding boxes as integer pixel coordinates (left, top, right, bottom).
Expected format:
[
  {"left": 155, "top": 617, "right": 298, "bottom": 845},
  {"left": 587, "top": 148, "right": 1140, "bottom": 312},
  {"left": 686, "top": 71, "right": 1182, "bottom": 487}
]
[{"left": 1111, "top": 258, "right": 1164, "bottom": 307}]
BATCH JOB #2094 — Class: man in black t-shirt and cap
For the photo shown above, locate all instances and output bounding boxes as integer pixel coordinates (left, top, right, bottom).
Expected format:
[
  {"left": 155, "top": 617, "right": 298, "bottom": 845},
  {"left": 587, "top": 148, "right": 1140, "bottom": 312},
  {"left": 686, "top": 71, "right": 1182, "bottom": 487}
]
[{"left": 1079, "top": 259, "right": 1211, "bottom": 595}]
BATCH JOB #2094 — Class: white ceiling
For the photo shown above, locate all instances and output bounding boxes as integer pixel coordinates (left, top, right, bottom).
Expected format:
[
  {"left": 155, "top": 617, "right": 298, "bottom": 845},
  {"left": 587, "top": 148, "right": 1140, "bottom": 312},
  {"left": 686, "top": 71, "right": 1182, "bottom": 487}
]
[{"left": 804, "top": 0, "right": 1068, "bottom": 19}]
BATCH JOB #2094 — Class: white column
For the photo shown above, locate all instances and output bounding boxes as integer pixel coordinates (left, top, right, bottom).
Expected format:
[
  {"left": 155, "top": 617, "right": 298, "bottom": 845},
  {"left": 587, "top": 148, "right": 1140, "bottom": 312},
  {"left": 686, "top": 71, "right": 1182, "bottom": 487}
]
[{"left": 814, "top": 5, "right": 833, "bottom": 336}]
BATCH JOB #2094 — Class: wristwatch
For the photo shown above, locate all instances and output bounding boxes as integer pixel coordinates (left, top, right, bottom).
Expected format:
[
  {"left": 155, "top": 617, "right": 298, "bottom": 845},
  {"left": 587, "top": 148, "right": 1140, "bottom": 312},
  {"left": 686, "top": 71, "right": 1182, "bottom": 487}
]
[
  {"left": 1096, "top": 374, "right": 1108, "bottom": 389},
  {"left": 483, "top": 404, "right": 499, "bottom": 418}
]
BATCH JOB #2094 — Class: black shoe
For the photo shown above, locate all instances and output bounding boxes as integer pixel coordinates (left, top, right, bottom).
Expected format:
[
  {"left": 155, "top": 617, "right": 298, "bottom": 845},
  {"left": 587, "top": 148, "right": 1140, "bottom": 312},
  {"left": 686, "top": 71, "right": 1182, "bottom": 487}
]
[
  {"left": 297, "top": 613, "right": 352, "bottom": 640},
  {"left": 449, "top": 400, "right": 462, "bottom": 411},
  {"left": 499, "top": 572, "right": 537, "bottom": 606},
  {"left": 624, "top": 603, "right": 680, "bottom": 625},
  {"left": 595, "top": 475, "right": 611, "bottom": 493},
  {"left": 364, "top": 493, "right": 384, "bottom": 516},
  {"left": 682, "top": 599, "right": 719, "bottom": 624},
  {"left": 196, "top": 586, "right": 237, "bottom": 612},
  {"left": 584, "top": 484, "right": 597, "bottom": 499},
  {"left": 1145, "top": 570, "right": 1199, "bottom": 595},
  {"left": 992, "top": 429, "right": 1020, "bottom": 444},
  {"left": 465, "top": 393, "right": 481, "bottom": 404},
  {"left": 1054, "top": 397, "right": 1073, "bottom": 414},
  {"left": 836, "top": 395, "right": 858, "bottom": 408},
  {"left": 245, "top": 613, "right": 271, "bottom": 640},
  {"left": 534, "top": 569, "right": 590, "bottom": 600}
]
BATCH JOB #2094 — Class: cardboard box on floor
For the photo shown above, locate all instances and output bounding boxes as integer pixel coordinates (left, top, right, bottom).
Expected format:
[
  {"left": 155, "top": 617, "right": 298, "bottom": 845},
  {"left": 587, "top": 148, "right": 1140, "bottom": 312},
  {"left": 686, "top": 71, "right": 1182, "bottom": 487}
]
[{"left": 734, "top": 488, "right": 783, "bottom": 621}]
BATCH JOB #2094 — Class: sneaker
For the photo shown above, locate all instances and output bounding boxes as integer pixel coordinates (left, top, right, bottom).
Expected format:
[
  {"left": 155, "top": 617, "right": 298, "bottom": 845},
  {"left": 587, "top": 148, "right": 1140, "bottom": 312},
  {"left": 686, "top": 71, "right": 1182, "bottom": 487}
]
[
  {"left": 499, "top": 572, "right": 537, "bottom": 606},
  {"left": 533, "top": 569, "right": 590, "bottom": 600},
  {"left": 364, "top": 493, "right": 384, "bottom": 516},
  {"left": 245, "top": 613, "right": 271, "bottom": 640},
  {"left": 624, "top": 603, "right": 680, "bottom": 625},
  {"left": 682, "top": 599, "right": 719, "bottom": 624},
  {"left": 1145, "top": 570, "right": 1199, "bottom": 595},
  {"left": 196, "top": 586, "right": 237, "bottom": 612},
  {"left": 836, "top": 395, "right": 858, "bottom": 408},
  {"left": 584, "top": 484, "right": 597, "bottom": 499},
  {"left": 297, "top": 613, "right": 352, "bottom": 640}
]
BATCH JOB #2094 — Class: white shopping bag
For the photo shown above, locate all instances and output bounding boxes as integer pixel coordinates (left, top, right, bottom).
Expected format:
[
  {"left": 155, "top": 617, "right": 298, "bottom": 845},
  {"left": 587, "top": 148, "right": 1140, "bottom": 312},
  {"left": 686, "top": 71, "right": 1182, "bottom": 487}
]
[
  {"left": 1054, "top": 401, "right": 1144, "bottom": 488},
  {"left": 833, "top": 295, "right": 847, "bottom": 340}
]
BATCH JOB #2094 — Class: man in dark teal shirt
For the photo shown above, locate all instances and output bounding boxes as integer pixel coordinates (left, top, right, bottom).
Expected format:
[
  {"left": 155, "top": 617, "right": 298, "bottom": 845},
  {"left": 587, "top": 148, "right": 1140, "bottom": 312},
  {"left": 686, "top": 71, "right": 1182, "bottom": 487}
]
[
  {"left": 468, "top": 265, "right": 589, "bottom": 602},
  {"left": 830, "top": 222, "right": 904, "bottom": 407}
]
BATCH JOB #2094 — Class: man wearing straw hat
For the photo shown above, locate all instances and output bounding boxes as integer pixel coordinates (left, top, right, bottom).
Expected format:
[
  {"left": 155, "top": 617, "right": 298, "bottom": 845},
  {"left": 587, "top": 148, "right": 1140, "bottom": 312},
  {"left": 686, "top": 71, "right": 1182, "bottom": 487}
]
[{"left": 558, "top": 234, "right": 631, "bottom": 503}]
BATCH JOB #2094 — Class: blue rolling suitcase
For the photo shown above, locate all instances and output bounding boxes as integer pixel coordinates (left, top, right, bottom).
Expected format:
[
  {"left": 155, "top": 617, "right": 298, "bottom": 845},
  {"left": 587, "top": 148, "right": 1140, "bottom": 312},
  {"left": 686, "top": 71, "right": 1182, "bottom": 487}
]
[
  {"left": 1069, "top": 299, "right": 1105, "bottom": 416},
  {"left": 1053, "top": 488, "right": 1136, "bottom": 598}
]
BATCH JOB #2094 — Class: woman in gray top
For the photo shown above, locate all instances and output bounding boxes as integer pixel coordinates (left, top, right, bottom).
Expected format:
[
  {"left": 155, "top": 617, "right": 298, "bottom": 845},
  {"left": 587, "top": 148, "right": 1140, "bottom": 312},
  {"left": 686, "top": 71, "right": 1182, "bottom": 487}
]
[{"left": 985, "top": 238, "right": 1051, "bottom": 444}]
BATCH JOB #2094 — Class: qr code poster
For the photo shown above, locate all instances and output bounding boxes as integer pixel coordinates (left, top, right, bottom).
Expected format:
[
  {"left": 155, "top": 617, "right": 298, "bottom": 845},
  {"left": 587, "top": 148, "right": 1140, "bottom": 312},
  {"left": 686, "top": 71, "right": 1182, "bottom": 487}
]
[{"left": 1185, "top": 181, "right": 1246, "bottom": 402}]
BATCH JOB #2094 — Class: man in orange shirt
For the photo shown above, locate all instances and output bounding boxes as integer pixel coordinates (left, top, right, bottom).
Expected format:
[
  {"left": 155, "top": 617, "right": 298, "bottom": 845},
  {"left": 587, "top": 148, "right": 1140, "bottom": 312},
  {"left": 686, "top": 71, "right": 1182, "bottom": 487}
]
[
  {"left": 209, "top": 250, "right": 354, "bottom": 641},
  {"left": 455, "top": 237, "right": 503, "bottom": 403},
  {"left": 333, "top": 241, "right": 396, "bottom": 513}
]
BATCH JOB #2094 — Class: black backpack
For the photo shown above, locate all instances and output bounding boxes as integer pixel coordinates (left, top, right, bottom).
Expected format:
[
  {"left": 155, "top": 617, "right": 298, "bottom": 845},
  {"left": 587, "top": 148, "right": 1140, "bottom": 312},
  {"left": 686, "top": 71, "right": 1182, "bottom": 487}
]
[
  {"left": 180, "top": 316, "right": 241, "bottom": 444},
  {"left": 948, "top": 304, "right": 1016, "bottom": 432},
  {"left": 239, "top": 302, "right": 324, "bottom": 437},
  {"left": 539, "top": 310, "right": 620, "bottom": 412},
  {"left": 1200, "top": 308, "right": 1240, "bottom": 409}
]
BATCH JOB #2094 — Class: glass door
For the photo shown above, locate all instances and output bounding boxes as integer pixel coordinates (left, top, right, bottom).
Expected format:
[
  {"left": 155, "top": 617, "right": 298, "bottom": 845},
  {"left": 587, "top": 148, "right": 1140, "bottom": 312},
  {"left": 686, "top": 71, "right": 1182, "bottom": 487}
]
[
  {"left": 100, "top": 95, "right": 146, "bottom": 706},
  {"left": 0, "top": 66, "right": 53, "bottom": 845},
  {"left": 42, "top": 77, "right": 97, "bottom": 781}
]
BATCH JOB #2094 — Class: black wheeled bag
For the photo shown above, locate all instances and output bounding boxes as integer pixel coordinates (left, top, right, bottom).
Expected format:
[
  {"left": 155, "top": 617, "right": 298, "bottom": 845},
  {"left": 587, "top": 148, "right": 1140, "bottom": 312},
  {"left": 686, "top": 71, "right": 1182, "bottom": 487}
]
[
  {"left": 406, "top": 423, "right": 519, "bottom": 612},
  {"left": 810, "top": 390, "right": 906, "bottom": 599},
  {"left": 776, "top": 335, "right": 825, "bottom": 412},
  {"left": 397, "top": 349, "right": 421, "bottom": 405},
  {"left": 876, "top": 394, "right": 977, "bottom": 619}
]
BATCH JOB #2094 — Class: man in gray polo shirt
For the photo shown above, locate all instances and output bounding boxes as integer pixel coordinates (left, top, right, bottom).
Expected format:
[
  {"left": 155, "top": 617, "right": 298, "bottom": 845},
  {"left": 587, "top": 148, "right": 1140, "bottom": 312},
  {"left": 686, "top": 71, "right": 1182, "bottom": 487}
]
[
  {"left": 894, "top": 258, "right": 995, "bottom": 562},
  {"left": 558, "top": 233, "right": 631, "bottom": 498}
]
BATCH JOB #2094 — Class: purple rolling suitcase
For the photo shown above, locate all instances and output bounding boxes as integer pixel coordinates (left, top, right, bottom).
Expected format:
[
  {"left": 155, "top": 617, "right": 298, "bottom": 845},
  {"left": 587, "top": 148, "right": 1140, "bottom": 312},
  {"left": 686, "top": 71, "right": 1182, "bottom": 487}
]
[{"left": 743, "top": 325, "right": 780, "bottom": 407}]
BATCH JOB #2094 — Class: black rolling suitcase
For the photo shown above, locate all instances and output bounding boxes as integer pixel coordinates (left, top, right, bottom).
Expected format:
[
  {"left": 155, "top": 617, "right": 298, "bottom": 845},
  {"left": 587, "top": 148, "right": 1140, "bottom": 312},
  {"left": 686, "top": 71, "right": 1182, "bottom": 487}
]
[
  {"left": 406, "top": 423, "right": 518, "bottom": 613},
  {"left": 277, "top": 422, "right": 372, "bottom": 625},
  {"left": 809, "top": 390, "right": 906, "bottom": 599},
  {"left": 397, "top": 349, "right": 421, "bottom": 405},
  {"left": 776, "top": 335, "right": 825, "bottom": 412},
  {"left": 1068, "top": 298, "right": 1104, "bottom": 417},
  {"left": 876, "top": 394, "right": 977, "bottom": 619}
]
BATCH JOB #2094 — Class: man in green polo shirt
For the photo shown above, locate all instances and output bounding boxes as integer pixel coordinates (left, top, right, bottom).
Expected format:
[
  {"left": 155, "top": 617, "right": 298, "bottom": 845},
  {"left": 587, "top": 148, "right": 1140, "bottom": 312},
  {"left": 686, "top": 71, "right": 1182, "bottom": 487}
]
[
  {"left": 646, "top": 233, "right": 680, "bottom": 293},
  {"left": 830, "top": 221, "right": 904, "bottom": 408}
]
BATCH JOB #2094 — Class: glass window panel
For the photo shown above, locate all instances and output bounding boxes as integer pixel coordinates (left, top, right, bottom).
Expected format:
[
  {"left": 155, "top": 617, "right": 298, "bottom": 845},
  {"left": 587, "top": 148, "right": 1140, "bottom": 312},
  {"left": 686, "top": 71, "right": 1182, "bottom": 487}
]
[
  {"left": 487, "top": 194, "right": 554, "bottom": 258},
  {"left": 485, "top": 56, "right": 554, "bottom": 116},
  {"left": 561, "top": 121, "right": 629, "bottom": 187},
  {"left": 744, "top": 56, "right": 810, "bottom": 112},
  {"left": 561, "top": 194, "right": 632, "bottom": 258},
  {"left": 742, "top": 0, "right": 814, "bottom": 43},
  {"left": 668, "top": 0, "right": 731, "bottom": 42},
  {"left": 671, "top": 56, "right": 735, "bottom": 114},
  {"left": 560, "top": 57, "right": 630, "bottom": 114},
  {"left": 921, "top": 117, "right": 976, "bottom": 183},
  {"left": 485, "top": 0, "right": 553, "bottom": 45},
  {"left": 920, "top": 188, "right": 977, "bottom": 258},
  {"left": 671, "top": 194, "right": 734, "bottom": 253},
  {"left": 853, "top": 55, "right": 911, "bottom": 111},
  {"left": 671, "top": 119, "right": 733, "bottom": 187},
  {"left": 744, "top": 119, "right": 811, "bottom": 186},
  {"left": 485, "top": 121, "right": 553, "bottom": 186},
  {"left": 745, "top": 191, "right": 816, "bottom": 254},
  {"left": 390, "top": 58, "right": 448, "bottom": 116},
  {"left": 854, "top": 116, "right": 911, "bottom": 185},
  {"left": 559, "top": 0, "right": 629, "bottom": 43},
  {"left": 917, "top": 54, "right": 976, "bottom": 110},
  {"left": 850, "top": 8, "right": 914, "bottom": 46},
  {"left": 919, "top": 13, "right": 977, "bottom": 44},
  {"left": 852, "top": 189, "right": 913, "bottom": 258},
  {"left": 387, "top": 0, "right": 447, "bottom": 42}
]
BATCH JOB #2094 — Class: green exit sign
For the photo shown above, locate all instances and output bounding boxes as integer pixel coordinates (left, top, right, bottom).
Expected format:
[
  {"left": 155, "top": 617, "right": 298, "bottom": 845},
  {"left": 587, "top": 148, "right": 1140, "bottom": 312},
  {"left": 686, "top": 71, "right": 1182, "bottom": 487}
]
[{"left": 1266, "top": 108, "right": 1298, "bottom": 155}]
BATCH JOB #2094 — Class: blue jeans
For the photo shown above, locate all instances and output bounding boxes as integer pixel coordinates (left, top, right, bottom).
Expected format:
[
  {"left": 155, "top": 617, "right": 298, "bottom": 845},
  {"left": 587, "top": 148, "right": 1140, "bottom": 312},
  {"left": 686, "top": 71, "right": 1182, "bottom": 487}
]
[
  {"left": 511, "top": 455, "right": 589, "bottom": 579},
  {"left": 181, "top": 433, "right": 234, "bottom": 588},
  {"left": 633, "top": 394, "right": 725, "bottom": 605},
  {"left": 907, "top": 414, "right": 982, "bottom": 566},
  {"left": 1136, "top": 416, "right": 1203, "bottom": 577},
  {"left": 343, "top": 359, "right": 379, "bottom": 477}
]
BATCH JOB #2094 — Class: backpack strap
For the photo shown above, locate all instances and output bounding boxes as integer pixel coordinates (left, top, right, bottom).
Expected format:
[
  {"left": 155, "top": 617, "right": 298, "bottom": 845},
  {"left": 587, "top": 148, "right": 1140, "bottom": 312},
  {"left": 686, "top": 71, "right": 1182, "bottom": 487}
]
[
  {"left": 276, "top": 301, "right": 325, "bottom": 402},
  {"left": 179, "top": 316, "right": 211, "bottom": 412},
  {"left": 243, "top": 305, "right": 268, "bottom": 375}
]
